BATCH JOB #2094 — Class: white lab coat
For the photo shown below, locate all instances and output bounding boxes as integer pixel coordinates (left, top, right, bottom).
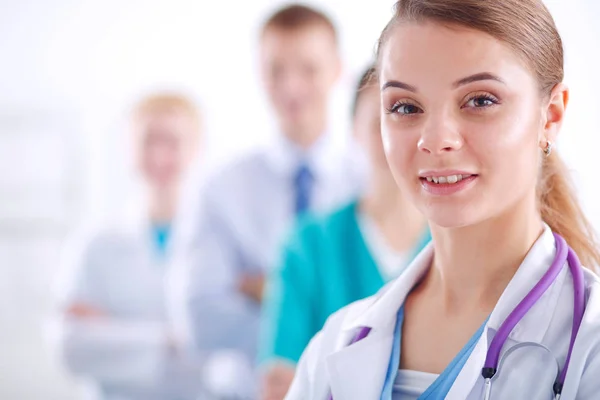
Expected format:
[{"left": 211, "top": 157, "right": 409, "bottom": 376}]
[
  {"left": 287, "top": 226, "right": 600, "bottom": 399},
  {"left": 51, "top": 215, "right": 204, "bottom": 400}
]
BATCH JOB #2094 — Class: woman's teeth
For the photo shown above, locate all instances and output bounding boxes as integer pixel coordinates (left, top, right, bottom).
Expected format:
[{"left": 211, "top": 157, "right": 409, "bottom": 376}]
[{"left": 425, "top": 174, "right": 472, "bottom": 184}]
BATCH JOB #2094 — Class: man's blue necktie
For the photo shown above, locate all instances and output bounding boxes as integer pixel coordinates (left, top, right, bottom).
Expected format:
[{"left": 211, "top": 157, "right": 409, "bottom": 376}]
[{"left": 293, "top": 163, "right": 314, "bottom": 215}]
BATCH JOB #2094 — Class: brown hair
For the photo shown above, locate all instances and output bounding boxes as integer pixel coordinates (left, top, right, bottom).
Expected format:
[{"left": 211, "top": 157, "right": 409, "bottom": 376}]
[
  {"left": 352, "top": 65, "right": 377, "bottom": 116},
  {"left": 261, "top": 4, "right": 337, "bottom": 43},
  {"left": 376, "top": 0, "right": 600, "bottom": 268},
  {"left": 133, "top": 92, "right": 202, "bottom": 134}
]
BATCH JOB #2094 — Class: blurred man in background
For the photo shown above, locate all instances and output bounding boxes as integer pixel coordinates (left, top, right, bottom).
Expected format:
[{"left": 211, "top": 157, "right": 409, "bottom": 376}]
[
  {"left": 168, "top": 4, "right": 365, "bottom": 399},
  {"left": 53, "top": 93, "right": 204, "bottom": 400}
]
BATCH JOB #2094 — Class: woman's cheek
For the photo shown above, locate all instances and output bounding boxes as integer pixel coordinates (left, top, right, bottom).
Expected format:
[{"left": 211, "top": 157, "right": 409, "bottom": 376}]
[{"left": 381, "top": 123, "right": 393, "bottom": 155}]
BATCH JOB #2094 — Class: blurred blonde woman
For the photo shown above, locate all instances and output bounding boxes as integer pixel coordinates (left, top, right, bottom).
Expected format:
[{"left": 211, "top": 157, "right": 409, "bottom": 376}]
[{"left": 54, "top": 93, "right": 204, "bottom": 400}]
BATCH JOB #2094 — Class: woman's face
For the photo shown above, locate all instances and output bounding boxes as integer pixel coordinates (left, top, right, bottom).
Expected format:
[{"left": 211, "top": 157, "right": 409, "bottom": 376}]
[
  {"left": 379, "top": 21, "right": 561, "bottom": 228},
  {"left": 353, "top": 86, "right": 389, "bottom": 173},
  {"left": 134, "top": 110, "right": 199, "bottom": 190}
]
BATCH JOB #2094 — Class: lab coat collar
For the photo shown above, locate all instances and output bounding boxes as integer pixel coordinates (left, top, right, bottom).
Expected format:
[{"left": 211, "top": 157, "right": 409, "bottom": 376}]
[
  {"left": 263, "top": 130, "right": 342, "bottom": 182},
  {"left": 326, "top": 245, "right": 434, "bottom": 399},
  {"left": 331, "top": 224, "right": 564, "bottom": 399},
  {"left": 342, "top": 224, "right": 559, "bottom": 335},
  {"left": 326, "top": 323, "right": 395, "bottom": 399}
]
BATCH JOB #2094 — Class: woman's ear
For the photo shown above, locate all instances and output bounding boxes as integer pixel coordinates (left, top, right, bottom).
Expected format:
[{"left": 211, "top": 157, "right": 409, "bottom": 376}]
[{"left": 541, "top": 83, "right": 569, "bottom": 147}]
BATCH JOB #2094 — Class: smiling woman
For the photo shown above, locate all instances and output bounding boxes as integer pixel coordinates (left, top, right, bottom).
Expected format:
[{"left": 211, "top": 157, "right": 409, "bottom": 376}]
[
  {"left": 285, "top": 1, "right": 600, "bottom": 399},
  {"left": 377, "top": 6, "right": 600, "bottom": 267}
]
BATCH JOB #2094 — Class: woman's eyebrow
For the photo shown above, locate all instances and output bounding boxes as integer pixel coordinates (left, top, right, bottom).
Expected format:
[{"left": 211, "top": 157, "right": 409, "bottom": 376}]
[
  {"left": 381, "top": 80, "right": 418, "bottom": 92},
  {"left": 381, "top": 72, "right": 505, "bottom": 93},
  {"left": 453, "top": 72, "right": 506, "bottom": 88}
]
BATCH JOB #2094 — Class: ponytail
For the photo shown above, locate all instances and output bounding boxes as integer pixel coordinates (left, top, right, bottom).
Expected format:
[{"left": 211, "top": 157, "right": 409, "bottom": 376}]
[{"left": 539, "top": 153, "right": 600, "bottom": 270}]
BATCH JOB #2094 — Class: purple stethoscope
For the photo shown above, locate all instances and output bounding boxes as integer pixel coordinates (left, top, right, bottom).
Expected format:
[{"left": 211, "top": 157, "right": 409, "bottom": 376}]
[{"left": 329, "top": 233, "right": 585, "bottom": 400}]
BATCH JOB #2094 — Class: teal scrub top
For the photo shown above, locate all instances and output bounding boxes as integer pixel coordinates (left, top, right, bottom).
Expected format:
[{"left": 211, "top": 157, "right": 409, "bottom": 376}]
[{"left": 258, "top": 200, "right": 431, "bottom": 365}]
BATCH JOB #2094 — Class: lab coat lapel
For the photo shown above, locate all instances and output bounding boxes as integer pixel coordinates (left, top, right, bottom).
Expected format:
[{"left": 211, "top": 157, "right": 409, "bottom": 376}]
[
  {"left": 445, "top": 325, "right": 491, "bottom": 399},
  {"left": 326, "top": 245, "right": 434, "bottom": 400},
  {"left": 447, "top": 226, "right": 565, "bottom": 399},
  {"left": 326, "top": 326, "right": 394, "bottom": 400}
]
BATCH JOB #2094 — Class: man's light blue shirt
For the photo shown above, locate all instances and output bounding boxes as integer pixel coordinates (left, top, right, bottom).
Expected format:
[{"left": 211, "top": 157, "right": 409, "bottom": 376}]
[{"left": 168, "top": 133, "right": 365, "bottom": 396}]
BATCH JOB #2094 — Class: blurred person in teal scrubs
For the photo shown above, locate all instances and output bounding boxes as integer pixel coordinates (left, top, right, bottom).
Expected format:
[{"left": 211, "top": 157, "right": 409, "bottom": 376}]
[{"left": 258, "top": 66, "right": 430, "bottom": 400}]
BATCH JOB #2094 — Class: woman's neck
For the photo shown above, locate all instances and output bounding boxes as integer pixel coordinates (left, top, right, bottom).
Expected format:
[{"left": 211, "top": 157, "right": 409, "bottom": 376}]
[
  {"left": 359, "top": 170, "right": 427, "bottom": 253},
  {"left": 148, "top": 185, "right": 178, "bottom": 225},
  {"left": 425, "top": 196, "right": 544, "bottom": 314}
]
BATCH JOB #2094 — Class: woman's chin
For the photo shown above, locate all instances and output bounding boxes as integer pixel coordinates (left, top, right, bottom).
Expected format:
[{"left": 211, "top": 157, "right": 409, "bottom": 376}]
[{"left": 423, "top": 208, "right": 480, "bottom": 230}]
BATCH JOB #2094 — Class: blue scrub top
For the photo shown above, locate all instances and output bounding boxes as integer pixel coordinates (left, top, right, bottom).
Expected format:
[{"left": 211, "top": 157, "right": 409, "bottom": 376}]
[{"left": 381, "top": 306, "right": 488, "bottom": 399}]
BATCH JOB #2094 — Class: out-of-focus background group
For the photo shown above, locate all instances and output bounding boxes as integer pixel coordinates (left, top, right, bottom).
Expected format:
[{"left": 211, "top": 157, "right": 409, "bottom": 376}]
[{"left": 1, "top": 1, "right": 599, "bottom": 399}]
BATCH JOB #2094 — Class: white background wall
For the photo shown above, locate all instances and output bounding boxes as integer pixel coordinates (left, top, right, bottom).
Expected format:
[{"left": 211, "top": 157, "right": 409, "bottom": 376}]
[{"left": 0, "top": 0, "right": 598, "bottom": 398}]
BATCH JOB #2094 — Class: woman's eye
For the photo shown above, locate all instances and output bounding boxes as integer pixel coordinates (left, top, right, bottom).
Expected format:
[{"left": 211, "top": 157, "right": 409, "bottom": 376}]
[
  {"left": 464, "top": 95, "right": 498, "bottom": 109},
  {"left": 389, "top": 102, "right": 423, "bottom": 115}
]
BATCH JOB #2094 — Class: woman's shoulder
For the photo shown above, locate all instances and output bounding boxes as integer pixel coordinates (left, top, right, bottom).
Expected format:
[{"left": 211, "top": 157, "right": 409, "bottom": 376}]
[
  {"left": 568, "top": 269, "right": 600, "bottom": 359},
  {"left": 299, "top": 296, "right": 377, "bottom": 368},
  {"left": 562, "top": 268, "right": 600, "bottom": 397},
  {"left": 582, "top": 267, "right": 600, "bottom": 312},
  {"left": 581, "top": 267, "right": 600, "bottom": 320},
  {"left": 316, "top": 279, "right": 396, "bottom": 342}
]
